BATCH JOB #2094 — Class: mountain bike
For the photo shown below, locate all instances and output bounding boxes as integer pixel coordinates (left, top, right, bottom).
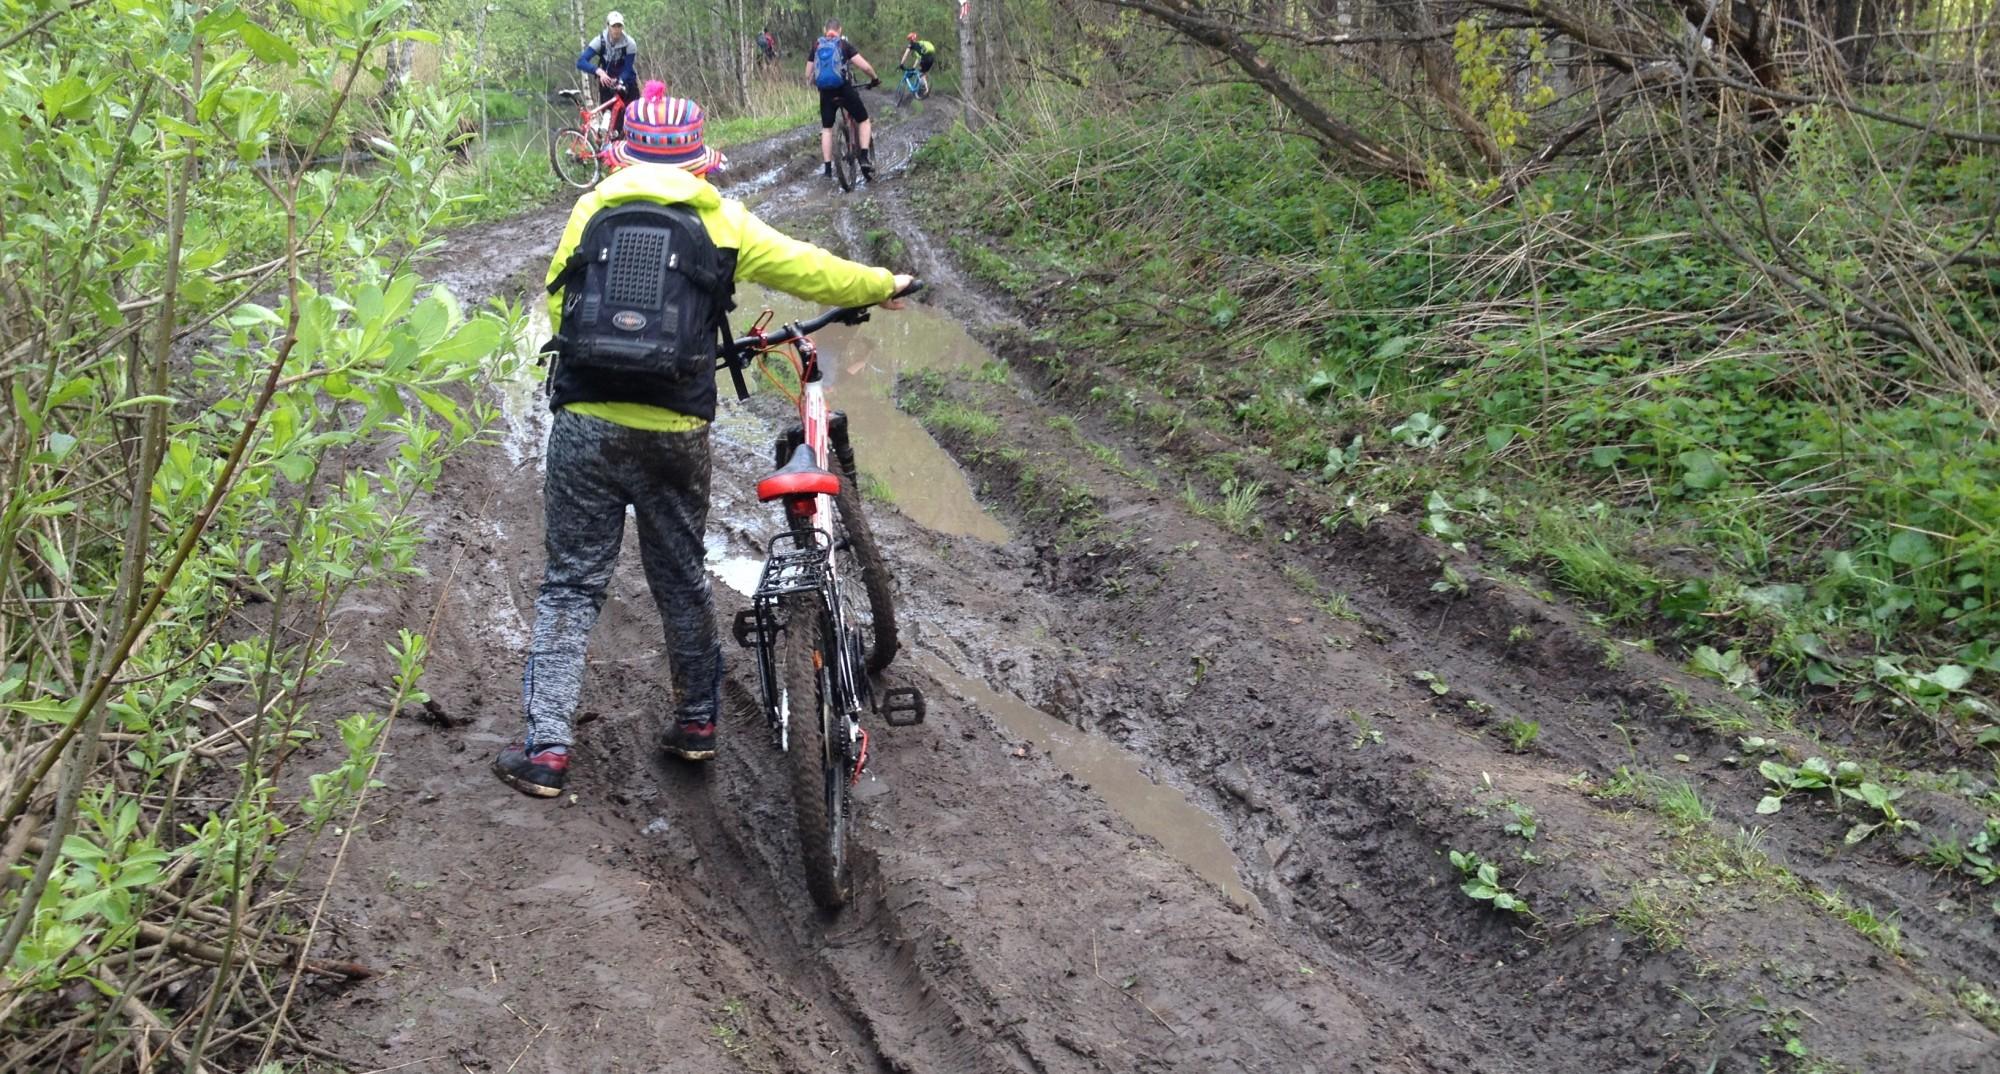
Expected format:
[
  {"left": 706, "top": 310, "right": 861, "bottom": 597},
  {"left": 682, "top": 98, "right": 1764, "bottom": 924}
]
[
  {"left": 829, "top": 79, "right": 879, "bottom": 192},
  {"left": 550, "top": 86, "right": 627, "bottom": 189},
  {"left": 721, "top": 283, "right": 926, "bottom": 910},
  {"left": 893, "top": 65, "right": 930, "bottom": 109}
]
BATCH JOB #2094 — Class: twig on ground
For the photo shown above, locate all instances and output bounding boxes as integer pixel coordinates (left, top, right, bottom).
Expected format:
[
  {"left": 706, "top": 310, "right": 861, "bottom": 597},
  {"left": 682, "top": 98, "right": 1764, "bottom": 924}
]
[{"left": 1090, "top": 932, "right": 1179, "bottom": 1035}]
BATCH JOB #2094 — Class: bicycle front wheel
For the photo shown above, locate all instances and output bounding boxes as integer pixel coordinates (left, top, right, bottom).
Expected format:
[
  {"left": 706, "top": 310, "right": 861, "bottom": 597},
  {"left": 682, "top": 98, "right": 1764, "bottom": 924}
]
[
  {"left": 783, "top": 593, "right": 852, "bottom": 909},
  {"left": 833, "top": 122, "right": 857, "bottom": 192},
  {"left": 550, "top": 128, "right": 598, "bottom": 189},
  {"left": 832, "top": 475, "right": 899, "bottom": 673}
]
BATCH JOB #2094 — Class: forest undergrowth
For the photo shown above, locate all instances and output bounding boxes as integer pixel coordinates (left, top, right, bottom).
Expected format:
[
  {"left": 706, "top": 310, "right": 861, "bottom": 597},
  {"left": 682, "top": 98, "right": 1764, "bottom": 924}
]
[{"left": 916, "top": 63, "right": 2000, "bottom": 775}]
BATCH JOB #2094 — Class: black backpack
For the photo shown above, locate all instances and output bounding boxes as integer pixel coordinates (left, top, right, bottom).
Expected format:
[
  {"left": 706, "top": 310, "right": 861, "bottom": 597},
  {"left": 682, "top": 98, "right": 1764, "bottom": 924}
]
[{"left": 543, "top": 202, "right": 735, "bottom": 384}]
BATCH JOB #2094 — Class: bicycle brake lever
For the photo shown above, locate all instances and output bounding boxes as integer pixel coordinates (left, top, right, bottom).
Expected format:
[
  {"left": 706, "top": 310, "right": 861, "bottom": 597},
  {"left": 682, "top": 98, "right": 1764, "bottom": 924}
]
[{"left": 832, "top": 308, "right": 871, "bottom": 326}]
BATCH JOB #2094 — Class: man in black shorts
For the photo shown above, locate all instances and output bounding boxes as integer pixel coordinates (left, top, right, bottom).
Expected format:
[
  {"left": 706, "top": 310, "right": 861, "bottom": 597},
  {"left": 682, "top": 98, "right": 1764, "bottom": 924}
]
[{"left": 806, "top": 17, "right": 882, "bottom": 182}]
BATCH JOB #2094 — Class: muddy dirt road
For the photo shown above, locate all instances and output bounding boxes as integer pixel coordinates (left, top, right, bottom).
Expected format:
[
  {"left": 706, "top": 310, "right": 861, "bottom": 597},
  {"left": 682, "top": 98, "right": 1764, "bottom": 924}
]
[{"left": 296, "top": 101, "right": 2000, "bottom": 1073}]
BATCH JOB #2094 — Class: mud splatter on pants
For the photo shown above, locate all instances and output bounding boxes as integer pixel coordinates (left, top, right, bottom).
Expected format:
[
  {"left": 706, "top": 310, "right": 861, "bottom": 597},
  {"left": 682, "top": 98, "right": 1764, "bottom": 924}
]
[{"left": 521, "top": 409, "right": 720, "bottom": 749}]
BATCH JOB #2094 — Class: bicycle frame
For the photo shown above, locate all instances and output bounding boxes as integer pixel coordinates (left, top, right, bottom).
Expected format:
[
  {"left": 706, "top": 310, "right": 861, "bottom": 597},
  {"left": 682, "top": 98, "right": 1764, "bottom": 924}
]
[
  {"left": 900, "top": 66, "right": 923, "bottom": 95},
  {"left": 557, "top": 88, "right": 626, "bottom": 146},
  {"left": 735, "top": 316, "right": 865, "bottom": 758}
]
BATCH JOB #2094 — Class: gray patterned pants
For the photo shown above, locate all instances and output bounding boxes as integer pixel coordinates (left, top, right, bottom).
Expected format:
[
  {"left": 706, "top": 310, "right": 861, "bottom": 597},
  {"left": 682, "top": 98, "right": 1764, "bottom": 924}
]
[{"left": 521, "top": 409, "right": 720, "bottom": 749}]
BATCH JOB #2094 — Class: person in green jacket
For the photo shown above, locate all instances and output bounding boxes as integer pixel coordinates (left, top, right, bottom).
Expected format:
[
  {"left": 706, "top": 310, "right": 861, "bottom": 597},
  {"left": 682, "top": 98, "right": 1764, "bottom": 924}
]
[{"left": 494, "top": 89, "right": 913, "bottom": 798}]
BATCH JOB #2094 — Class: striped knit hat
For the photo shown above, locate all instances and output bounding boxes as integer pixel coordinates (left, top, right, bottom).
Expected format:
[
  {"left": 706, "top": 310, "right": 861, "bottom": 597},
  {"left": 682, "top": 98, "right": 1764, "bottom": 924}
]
[{"left": 609, "top": 82, "right": 724, "bottom": 175}]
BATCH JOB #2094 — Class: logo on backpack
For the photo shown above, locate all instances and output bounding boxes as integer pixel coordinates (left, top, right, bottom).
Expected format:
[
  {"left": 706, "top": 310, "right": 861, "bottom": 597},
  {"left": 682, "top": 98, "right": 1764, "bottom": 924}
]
[
  {"left": 544, "top": 202, "right": 735, "bottom": 384},
  {"left": 812, "top": 36, "right": 847, "bottom": 88}
]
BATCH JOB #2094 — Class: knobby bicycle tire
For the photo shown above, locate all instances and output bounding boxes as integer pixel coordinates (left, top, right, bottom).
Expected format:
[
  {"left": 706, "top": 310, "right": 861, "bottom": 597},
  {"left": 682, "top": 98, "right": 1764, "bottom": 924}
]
[
  {"left": 783, "top": 593, "right": 852, "bottom": 909},
  {"left": 832, "top": 475, "right": 899, "bottom": 673},
  {"left": 550, "top": 128, "right": 598, "bottom": 189},
  {"left": 833, "top": 121, "right": 857, "bottom": 192}
]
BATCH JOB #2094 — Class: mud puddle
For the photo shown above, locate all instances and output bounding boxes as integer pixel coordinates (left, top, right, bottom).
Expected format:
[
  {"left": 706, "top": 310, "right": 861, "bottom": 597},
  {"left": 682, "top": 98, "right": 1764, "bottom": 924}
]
[
  {"left": 494, "top": 306, "right": 553, "bottom": 472},
  {"left": 498, "top": 292, "right": 1005, "bottom": 543},
  {"left": 915, "top": 651, "right": 1254, "bottom": 910},
  {"left": 737, "top": 285, "right": 1009, "bottom": 543}
]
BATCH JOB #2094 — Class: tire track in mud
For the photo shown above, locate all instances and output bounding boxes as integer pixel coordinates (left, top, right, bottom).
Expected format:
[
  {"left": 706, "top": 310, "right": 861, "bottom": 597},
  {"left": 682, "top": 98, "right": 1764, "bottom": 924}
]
[
  {"left": 294, "top": 97, "right": 1998, "bottom": 1074},
  {"left": 840, "top": 137, "right": 2000, "bottom": 1069},
  {"left": 303, "top": 105, "right": 1390, "bottom": 1074}
]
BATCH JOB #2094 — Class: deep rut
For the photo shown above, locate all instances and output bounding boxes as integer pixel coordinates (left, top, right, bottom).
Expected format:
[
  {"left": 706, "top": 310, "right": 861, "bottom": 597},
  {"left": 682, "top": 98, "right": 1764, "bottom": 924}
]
[{"left": 290, "top": 96, "right": 1998, "bottom": 1074}]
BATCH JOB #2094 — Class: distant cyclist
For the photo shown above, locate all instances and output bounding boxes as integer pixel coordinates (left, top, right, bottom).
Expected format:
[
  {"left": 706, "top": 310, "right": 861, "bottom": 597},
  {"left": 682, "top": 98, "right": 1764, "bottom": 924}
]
[
  {"left": 577, "top": 11, "right": 639, "bottom": 136},
  {"left": 807, "top": 17, "right": 881, "bottom": 182},
  {"left": 898, "top": 33, "right": 937, "bottom": 97}
]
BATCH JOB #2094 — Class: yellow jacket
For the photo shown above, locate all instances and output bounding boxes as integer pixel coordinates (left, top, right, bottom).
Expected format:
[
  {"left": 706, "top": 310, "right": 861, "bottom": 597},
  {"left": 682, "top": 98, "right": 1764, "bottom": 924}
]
[{"left": 545, "top": 165, "right": 899, "bottom": 430}]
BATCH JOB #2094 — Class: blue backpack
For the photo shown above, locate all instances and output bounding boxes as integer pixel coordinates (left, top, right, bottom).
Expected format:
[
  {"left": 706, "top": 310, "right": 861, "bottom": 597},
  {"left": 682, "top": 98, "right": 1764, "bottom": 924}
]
[{"left": 812, "top": 36, "right": 847, "bottom": 88}]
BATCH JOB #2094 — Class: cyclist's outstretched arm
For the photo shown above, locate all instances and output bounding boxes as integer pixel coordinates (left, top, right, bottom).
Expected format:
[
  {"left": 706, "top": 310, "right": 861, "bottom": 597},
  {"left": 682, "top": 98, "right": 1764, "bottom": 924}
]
[
  {"left": 850, "top": 53, "right": 878, "bottom": 80},
  {"left": 728, "top": 205, "right": 899, "bottom": 309},
  {"left": 897, "top": 46, "right": 913, "bottom": 68}
]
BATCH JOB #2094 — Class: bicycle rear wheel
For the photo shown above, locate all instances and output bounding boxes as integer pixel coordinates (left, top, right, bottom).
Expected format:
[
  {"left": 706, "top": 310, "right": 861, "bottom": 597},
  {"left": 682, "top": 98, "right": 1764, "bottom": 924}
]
[
  {"left": 782, "top": 592, "right": 852, "bottom": 909},
  {"left": 550, "top": 128, "right": 598, "bottom": 189},
  {"left": 833, "top": 121, "right": 857, "bottom": 192}
]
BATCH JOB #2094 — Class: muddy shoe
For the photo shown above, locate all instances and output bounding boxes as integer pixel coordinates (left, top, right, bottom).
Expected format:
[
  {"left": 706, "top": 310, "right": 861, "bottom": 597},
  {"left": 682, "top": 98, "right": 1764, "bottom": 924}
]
[
  {"left": 661, "top": 719, "right": 717, "bottom": 762},
  {"left": 493, "top": 744, "right": 569, "bottom": 798},
  {"left": 861, "top": 165, "right": 875, "bottom": 184}
]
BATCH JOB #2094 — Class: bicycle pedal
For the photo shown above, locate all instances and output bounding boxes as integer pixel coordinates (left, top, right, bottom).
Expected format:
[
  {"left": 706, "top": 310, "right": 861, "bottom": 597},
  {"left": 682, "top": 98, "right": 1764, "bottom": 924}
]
[
  {"left": 731, "top": 608, "right": 768, "bottom": 649},
  {"left": 880, "top": 686, "right": 925, "bottom": 727}
]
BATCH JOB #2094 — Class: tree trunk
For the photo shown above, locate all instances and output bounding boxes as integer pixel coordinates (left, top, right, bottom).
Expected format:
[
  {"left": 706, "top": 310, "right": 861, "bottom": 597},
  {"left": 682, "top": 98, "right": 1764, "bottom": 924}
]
[
  {"left": 958, "top": 0, "right": 984, "bottom": 128},
  {"left": 732, "top": 0, "right": 750, "bottom": 110},
  {"left": 1384, "top": 0, "right": 1506, "bottom": 171}
]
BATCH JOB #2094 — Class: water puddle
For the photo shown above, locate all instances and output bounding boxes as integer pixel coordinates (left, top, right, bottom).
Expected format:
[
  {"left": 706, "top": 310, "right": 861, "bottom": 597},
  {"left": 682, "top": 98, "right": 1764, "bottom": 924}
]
[
  {"left": 495, "top": 292, "right": 1005, "bottom": 546},
  {"left": 495, "top": 306, "right": 554, "bottom": 472},
  {"left": 736, "top": 285, "right": 1009, "bottom": 543},
  {"left": 720, "top": 163, "right": 788, "bottom": 198},
  {"left": 915, "top": 652, "right": 1254, "bottom": 910}
]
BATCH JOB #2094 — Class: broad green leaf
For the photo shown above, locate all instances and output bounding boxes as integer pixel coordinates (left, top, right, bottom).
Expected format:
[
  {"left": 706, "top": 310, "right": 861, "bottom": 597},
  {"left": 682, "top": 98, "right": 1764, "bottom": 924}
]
[
  {"left": 1756, "top": 795, "right": 1785, "bottom": 814},
  {"left": 1677, "top": 450, "right": 1727, "bottom": 491},
  {"left": 274, "top": 455, "right": 315, "bottom": 483},
  {"left": 108, "top": 395, "right": 179, "bottom": 411},
  {"left": 229, "top": 303, "right": 282, "bottom": 327},
  {"left": 237, "top": 22, "right": 299, "bottom": 64},
  {"left": 425, "top": 318, "right": 504, "bottom": 365},
  {"left": 1886, "top": 529, "right": 1937, "bottom": 567},
  {"left": 5, "top": 697, "right": 75, "bottom": 722},
  {"left": 1925, "top": 664, "right": 1973, "bottom": 692}
]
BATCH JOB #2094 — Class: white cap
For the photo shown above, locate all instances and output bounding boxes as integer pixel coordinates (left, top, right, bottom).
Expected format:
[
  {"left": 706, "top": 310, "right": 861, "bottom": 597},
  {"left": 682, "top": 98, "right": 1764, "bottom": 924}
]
[{"left": 605, "top": 10, "right": 624, "bottom": 25}]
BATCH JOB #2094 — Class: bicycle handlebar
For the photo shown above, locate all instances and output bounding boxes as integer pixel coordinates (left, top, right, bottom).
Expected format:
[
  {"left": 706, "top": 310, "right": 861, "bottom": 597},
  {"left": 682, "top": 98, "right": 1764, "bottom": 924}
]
[{"left": 721, "top": 279, "right": 926, "bottom": 360}]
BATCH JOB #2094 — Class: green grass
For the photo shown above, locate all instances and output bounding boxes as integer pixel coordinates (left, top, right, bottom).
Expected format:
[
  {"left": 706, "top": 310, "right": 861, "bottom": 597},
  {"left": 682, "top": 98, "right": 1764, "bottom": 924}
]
[
  {"left": 1807, "top": 888, "right": 1904, "bottom": 957},
  {"left": 915, "top": 84, "right": 2000, "bottom": 748},
  {"left": 1613, "top": 887, "right": 1692, "bottom": 951},
  {"left": 923, "top": 399, "right": 1001, "bottom": 440}
]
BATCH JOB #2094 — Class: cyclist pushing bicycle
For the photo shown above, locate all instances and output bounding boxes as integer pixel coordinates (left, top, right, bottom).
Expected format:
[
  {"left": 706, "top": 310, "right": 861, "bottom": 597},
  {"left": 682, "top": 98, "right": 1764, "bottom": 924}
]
[
  {"left": 495, "top": 88, "right": 913, "bottom": 798},
  {"left": 577, "top": 10, "right": 639, "bottom": 137},
  {"left": 898, "top": 33, "right": 937, "bottom": 97}
]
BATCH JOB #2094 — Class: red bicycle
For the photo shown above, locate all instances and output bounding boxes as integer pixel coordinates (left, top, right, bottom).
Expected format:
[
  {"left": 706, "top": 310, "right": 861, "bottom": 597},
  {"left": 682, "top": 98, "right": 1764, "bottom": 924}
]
[
  {"left": 722, "top": 282, "right": 926, "bottom": 910},
  {"left": 550, "top": 86, "right": 627, "bottom": 189}
]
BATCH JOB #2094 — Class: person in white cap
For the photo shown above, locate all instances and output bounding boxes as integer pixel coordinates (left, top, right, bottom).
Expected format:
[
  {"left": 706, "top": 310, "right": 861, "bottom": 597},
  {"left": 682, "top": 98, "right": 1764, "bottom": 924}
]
[{"left": 576, "top": 11, "right": 639, "bottom": 136}]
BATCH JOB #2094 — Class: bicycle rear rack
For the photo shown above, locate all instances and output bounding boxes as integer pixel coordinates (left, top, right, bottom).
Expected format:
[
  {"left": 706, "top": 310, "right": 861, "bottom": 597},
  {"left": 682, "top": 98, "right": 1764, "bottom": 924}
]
[
  {"left": 732, "top": 528, "right": 832, "bottom": 652},
  {"left": 753, "top": 528, "right": 831, "bottom": 601}
]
